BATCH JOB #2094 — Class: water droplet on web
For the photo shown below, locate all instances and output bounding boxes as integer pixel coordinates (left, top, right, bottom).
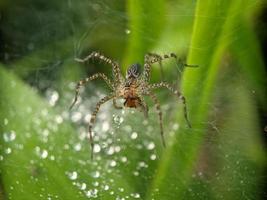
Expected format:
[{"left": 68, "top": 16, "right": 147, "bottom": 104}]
[
  {"left": 93, "top": 181, "right": 99, "bottom": 186},
  {"left": 147, "top": 142, "right": 155, "bottom": 150},
  {"left": 3, "top": 131, "right": 16, "bottom": 142},
  {"left": 40, "top": 150, "right": 48, "bottom": 159},
  {"left": 79, "top": 183, "right": 87, "bottom": 190},
  {"left": 102, "top": 121, "right": 110, "bottom": 132},
  {"left": 150, "top": 154, "right": 157, "bottom": 160},
  {"left": 107, "top": 146, "right": 115, "bottom": 155},
  {"left": 133, "top": 171, "right": 139, "bottom": 176},
  {"left": 172, "top": 123, "right": 179, "bottom": 131},
  {"left": 74, "top": 143, "right": 82, "bottom": 151},
  {"left": 110, "top": 160, "right": 117, "bottom": 167},
  {"left": 114, "top": 146, "right": 121, "bottom": 153},
  {"left": 67, "top": 171, "right": 78, "bottom": 180},
  {"left": 55, "top": 115, "right": 63, "bottom": 124},
  {"left": 131, "top": 193, "right": 141, "bottom": 198},
  {"left": 93, "top": 144, "right": 101, "bottom": 153},
  {"left": 5, "top": 148, "right": 12, "bottom": 154},
  {"left": 125, "top": 29, "right": 131, "bottom": 34},
  {"left": 91, "top": 171, "right": 100, "bottom": 178},
  {"left": 86, "top": 189, "right": 98, "bottom": 198},
  {"left": 46, "top": 89, "right": 59, "bottom": 106},
  {"left": 131, "top": 132, "right": 138, "bottom": 140},
  {"left": 4, "top": 118, "right": 8, "bottom": 125},
  {"left": 138, "top": 161, "right": 147, "bottom": 168},
  {"left": 113, "top": 115, "right": 124, "bottom": 126},
  {"left": 42, "top": 129, "right": 50, "bottom": 137},
  {"left": 121, "top": 156, "right": 127, "bottom": 163},
  {"left": 71, "top": 112, "right": 82, "bottom": 122},
  {"left": 103, "top": 185, "right": 109, "bottom": 191}
]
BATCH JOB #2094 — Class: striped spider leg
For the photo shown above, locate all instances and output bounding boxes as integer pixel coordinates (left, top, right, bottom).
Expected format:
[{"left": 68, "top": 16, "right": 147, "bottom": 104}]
[
  {"left": 143, "top": 52, "right": 198, "bottom": 82},
  {"left": 71, "top": 52, "right": 124, "bottom": 158},
  {"left": 148, "top": 82, "right": 192, "bottom": 128}
]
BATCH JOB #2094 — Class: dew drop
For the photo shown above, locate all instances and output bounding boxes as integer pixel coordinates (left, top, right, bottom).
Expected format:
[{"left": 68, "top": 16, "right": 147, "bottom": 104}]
[
  {"left": 86, "top": 189, "right": 98, "bottom": 198},
  {"left": 4, "top": 118, "right": 8, "bottom": 125},
  {"left": 3, "top": 131, "right": 16, "bottom": 142},
  {"left": 113, "top": 115, "right": 124, "bottom": 125},
  {"left": 92, "top": 171, "right": 100, "bottom": 178},
  {"left": 55, "top": 115, "right": 63, "bottom": 124},
  {"left": 93, "top": 181, "right": 99, "bottom": 186},
  {"left": 133, "top": 171, "right": 139, "bottom": 176},
  {"left": 125, "top": 29, "right": 131, "bottom": 34},
  {"left": 93, "top": 144, "right": 101, "bottom": 153},
  {"left": 104, "top": 185, "right": 109, "bottom": 191},
  {"left": 40, "top": 150, "right": 48, "bottom": 159},
  {"left": 102, "top": 121, "right": 110, "bottom": 132},
  {"left": 172, "top": 123, "right": 179, "bottom": 131},
  {"left": 107, "top": 146, "right": 115, "bottom": 155},
  {"left": 131, "top": 193, "right": 141, "bottom": 198},
  {"left": 74, "top": 143, "right": 82, "bottom": 151},
  {"left": 131, "top": 132, "right": 138, "bottom": 140},
  {"left": 46, "top": 90, "right": 59, "bottom": 106},
  {"left": 67, "top": 171, "right": 78, "bottom": 180},
  {"left": 121, "top": 156, "right": 127, "bottom": 163},
  {"left": 5, "top": 148, "right": 12, "bottom": 154},
  {"left": 80, "top": 183, "right": 87, "bottom": 190},
  {"left": 150, "top": 154, "right": 157, "bottom": 160},
  {"left": 110, "top": 160, "right": 117, "bottom": 167},
  {"left": 147, "top": 142, "right": 155, "bottom": 150},
  {"left": 71, "top": 112, "right": 82, "bottom": 122}
]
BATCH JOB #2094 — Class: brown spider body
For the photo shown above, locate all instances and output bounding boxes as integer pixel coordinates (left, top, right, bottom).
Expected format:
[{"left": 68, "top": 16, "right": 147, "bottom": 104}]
[
  {"left": 123, "top": 81, "right": 141, "bottom": 108},
  {"left": 71, "top": 52, "right": 196, "bottom": 158}
]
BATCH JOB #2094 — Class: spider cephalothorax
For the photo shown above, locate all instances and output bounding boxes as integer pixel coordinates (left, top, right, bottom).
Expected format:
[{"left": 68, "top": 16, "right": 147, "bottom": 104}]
[{"left": 71, "top": 51, "right": 196, "bottom": 158}]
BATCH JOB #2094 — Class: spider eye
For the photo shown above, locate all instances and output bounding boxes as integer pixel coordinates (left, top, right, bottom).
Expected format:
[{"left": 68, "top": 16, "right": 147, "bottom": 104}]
[{"left": 126, "top": 63, "right": 141, "bottom": 78}]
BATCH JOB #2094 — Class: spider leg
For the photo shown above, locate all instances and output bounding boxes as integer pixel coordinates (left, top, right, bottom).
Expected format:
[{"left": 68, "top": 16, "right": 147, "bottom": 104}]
[
  {"left": 143, "top": 52, "right": 198, "bottom": 82},
  {"left": 145, "top": 53, "right": 164, "bottom": 80},
  {"left": 89, "top": 94, "right": 114, "bottom": 159},
  {"left": 147, "top": 92, "right": 166, "bottom": 147},
  {"left": 149, "top": 82, "right": 192, "bottom": 128},
  {"left": 138, "top": 96, "right": 149, "bottom": 118},
  {"left": 75, "top": 51, "right": 123, "bottom": 84},
  {"left": 69, "top": 73, "right": 113, "bottom": 110},
  {"left": 113, "top": 99, "right": 123, "bottom": 109},
  {"left": 147, "top": 52, "right": 198, "bottom": 67}
]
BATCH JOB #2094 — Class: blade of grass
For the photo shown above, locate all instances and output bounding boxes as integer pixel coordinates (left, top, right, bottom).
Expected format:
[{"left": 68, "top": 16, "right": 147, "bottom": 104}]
[
  {"left": 0, "top": 66, "right": 135, "bottom": 199},
  {"left": 146, "top": 1, "right": 263, "bottom": 199},
  {"left": 123, "top": 0, "right": 166, "bottom": 71}
]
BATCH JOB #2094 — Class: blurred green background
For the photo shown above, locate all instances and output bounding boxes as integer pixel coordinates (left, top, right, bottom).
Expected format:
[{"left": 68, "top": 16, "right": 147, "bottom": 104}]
[{"left": 0, "top": 0, "right": 267, "bottom": 199}]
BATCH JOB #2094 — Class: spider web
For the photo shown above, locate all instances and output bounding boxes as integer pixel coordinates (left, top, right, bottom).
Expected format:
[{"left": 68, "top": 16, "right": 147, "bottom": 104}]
[{"left": 0, "top": 0, "right": 266, "bottom": 200}]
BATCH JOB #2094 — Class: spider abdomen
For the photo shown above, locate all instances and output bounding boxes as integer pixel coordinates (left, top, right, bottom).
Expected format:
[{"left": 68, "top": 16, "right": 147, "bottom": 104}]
[
  {"left": 124, "top": 97, "right": 141, "bottom": 108},
  {"left": 123, "top": 84, "right": 141, "bottom": 108}
]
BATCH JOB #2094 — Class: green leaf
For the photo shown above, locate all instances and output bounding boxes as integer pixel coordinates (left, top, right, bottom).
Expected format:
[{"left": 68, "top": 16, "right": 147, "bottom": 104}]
[
  {"left": 146, "top": 0, "right": 266, "bottom": 199},
  {"left": 0, "top": 67, "right": 135, "bottom": 199}
]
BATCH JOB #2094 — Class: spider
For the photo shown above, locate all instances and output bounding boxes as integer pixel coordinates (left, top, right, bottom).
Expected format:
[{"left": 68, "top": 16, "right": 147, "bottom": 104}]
[{"left": 70, "top": 51, "right": 196, "bottom": 158}]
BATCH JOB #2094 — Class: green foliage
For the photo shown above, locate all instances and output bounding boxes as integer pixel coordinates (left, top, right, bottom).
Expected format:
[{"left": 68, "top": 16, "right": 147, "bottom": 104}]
[{"left": 0, "top": 0, "right": 266, "bottom": 199}]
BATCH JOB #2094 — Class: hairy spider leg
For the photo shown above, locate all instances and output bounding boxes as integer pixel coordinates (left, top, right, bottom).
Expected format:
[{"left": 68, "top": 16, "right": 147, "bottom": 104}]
[
  {"left": 89, "top": 95, "right": 114, "bottom": 159},
  {"left": 113, "top": 99, "right": 123, "bottom": 109},
  {"left": 147, "top": 92, "right": 166, "bottom": 147},
  {"left": 145, "top": 53, "right": 165, "bottom": 80},
  {"left": 69, "top": 73, "right": 113, "bottom": 110},
  {"left": 143, "top": 52, "right": 198, "bottom": 82},
  {"left": 149, "top": 82, "right": 192, "bottom": 128},
  {"left": 148, "top": 52, "right": 198, "bottom": 68},
  {"left": 75, "top": 51, "right": 123, "bottom": 84},
  {"left": 138, "top": 96, "right": 149, "bottom": 118}
]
